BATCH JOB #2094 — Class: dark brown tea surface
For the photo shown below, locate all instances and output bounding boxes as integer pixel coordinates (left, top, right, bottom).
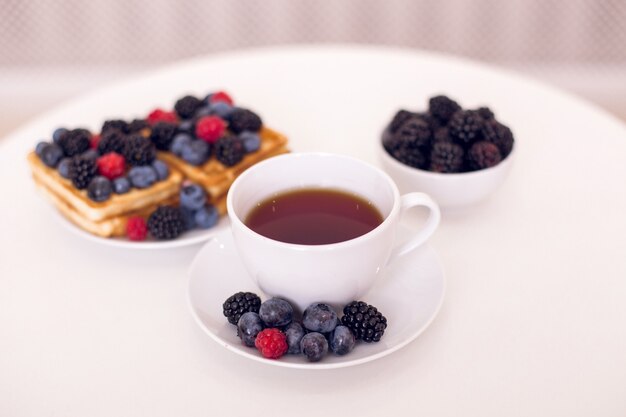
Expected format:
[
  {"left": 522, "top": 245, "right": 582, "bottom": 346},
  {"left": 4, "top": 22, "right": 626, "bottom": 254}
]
[{"left": 245, "top": 188, "right": 384, "bottom": 245}]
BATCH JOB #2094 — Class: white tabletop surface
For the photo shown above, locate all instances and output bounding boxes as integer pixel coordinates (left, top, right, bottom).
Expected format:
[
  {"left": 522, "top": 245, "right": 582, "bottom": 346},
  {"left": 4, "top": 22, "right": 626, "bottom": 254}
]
[{"left": 1, "top": 45, "right": 625, "bottom": 416}]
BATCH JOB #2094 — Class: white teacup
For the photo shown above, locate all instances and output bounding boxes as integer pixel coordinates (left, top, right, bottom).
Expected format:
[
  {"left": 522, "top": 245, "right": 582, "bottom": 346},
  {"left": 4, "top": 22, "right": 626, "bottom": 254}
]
[{"left": 226, "top": 152, "right": 440, "bottom": 311}]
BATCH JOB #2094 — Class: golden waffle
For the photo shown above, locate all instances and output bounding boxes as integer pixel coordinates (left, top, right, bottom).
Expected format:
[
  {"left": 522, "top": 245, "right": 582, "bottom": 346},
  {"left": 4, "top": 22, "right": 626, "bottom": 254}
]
[
  {"left": 157, "top": 126, "right": 289, "bottom": 201},
  {"left": 28, "top": 152, "right": 183, "bottom": 222},
  {"left": 32, "top": 177, "right": 227, "bottom": 237}
]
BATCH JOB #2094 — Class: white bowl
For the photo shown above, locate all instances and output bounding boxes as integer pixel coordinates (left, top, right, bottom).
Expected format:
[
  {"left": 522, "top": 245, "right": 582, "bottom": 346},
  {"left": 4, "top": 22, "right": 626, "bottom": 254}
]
[{"left": 377, "top": 138, "right": 515, "bottom": 208}]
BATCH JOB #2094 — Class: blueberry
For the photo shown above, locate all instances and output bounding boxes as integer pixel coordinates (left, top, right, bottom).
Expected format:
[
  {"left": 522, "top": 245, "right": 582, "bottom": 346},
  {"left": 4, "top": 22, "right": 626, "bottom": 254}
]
[
  {"left": 300, "top": 332, "right": 328, "bottom": 362},
  {"left": 128, "top": 166, "right": 158, "bottom": 189},
  {"left": 113, "top": 177, "right": 131, "bottom": 194},
  {"left": 35, "top": 141, "right": 49, "bottom": 157},
  {"left": 284, "top": 322, "right": 305, "bottom": 354},
  {"left": 209, "top": 101, "right": 234, "bottom": 119},
  {"left": 152, "top": 159, "right": 169, "bottom": 180},
  {"left": 177, "top": 120, "right": 194, "bottom": 134},
  {"left": 202, "top": 93, "right": 214, "bottom": 104},
  {"left": 329, "top": 325, "right": 356, "bottom": 356},
  {"left": 81, "top": 149, "right": 99, "bottom": 161},
  {"left": 239, "top": 131, "right": 261, "bottom": 153},
  {"left": 87, "top": 176, "right": 113, "bottom": 202},
  {"left": 170, "top": 133, "right": 192, "bottom": 156},
  {"left": 259, "top": 298, "right": 294, "bottom": 327},
  {"left": 194, "top": 105, "right": 212, "bottom": 119},
  {"left": 180, "top": 184, "right": 206, "bottom": 210},
  {"left": 237, "top": 312, "right": 265, "bottom": 347},
  {"left": 52, "top": 127, "right": 68, "bottom": 144},
  {"left": 57, "top": 158, "right": 71, "bottom": 178},
  {"left": 194, "top": 205, "right": 219, "bottom": 229},
  {"left": 41, "top": 144, "right": 64, "bottom": 168},
  {"left": 180, "top": 207, "right": 196, "bottom": 231},
  {"left": 181, "top": 140, "right": 210, "bottom": 166},
  {"left": 302, "top": 303, "right": 338, "bottom": 333}
]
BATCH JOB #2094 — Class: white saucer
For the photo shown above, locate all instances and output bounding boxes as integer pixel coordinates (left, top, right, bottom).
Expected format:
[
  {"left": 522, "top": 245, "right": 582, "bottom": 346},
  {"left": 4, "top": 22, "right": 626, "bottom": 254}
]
[
  {"left": 50, "top": 206, "right": 229, "bottom": 250},
  {"left": 187, "top": 228, "right": 446, "bottom": 369}
]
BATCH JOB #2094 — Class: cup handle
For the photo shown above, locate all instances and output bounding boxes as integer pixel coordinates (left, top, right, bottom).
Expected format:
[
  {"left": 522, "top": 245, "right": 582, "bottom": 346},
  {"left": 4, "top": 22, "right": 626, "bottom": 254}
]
[{"left": 387, "top": 192, "right": 440, "bottom": 265}]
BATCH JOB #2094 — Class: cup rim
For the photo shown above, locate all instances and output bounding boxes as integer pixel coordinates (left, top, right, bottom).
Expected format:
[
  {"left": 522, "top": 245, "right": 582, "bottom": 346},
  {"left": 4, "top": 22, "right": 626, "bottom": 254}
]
[{"left": 226, "top": 152, "right": 401, "bottom": 251}]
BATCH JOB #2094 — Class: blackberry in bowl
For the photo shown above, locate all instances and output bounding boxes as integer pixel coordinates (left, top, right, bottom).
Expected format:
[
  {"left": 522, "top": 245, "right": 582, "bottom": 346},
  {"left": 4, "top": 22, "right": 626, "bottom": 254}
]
[{"left": 378, "top": 95, "right": 515, "bottom": 208}]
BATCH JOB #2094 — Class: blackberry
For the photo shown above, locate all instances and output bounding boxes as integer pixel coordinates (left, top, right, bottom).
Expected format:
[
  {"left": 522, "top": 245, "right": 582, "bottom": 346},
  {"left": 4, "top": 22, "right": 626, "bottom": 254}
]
[
  {"left": 383, "top": 125, "right": 427, "bottom": 169},
  {"left": 228, "top": 108, "right": 262, "bottom": 134},
  {"left": 69, "top": 155, "right": 97, "bottom": 189},
  {"left": 420, "top": 111, "right": 443, "bottom": 132},
  {"left": 448, "top": 110, "right": 484, "bottom": 146},
  {"left": 477, "top": 107, "right": 495, "bottom": 120},
  {"left": 223, "top": 292, "right": 262, "bottom": 325},
  {"left": 128, "top": 118, "right": 149, "bottom": 133},
  {"left": 215, "top": 136, "right": 245, "bottom": 166},
  {"left": 481, "top": 120, "right": 514, "bottom": 157},
  {"left": 391, "top": 143, "right": 427, "bottom": 169},
  {"left": 98, "top": 129, "right": 126, "bottom": 155},
  {"left": 149, "top": 121, "right": 177, "bottom": 150},
  {"left": 101, "top": 119, "right": 129, "bottom": 134},
  {"left": 430, "top": 141, "right": 465, "bottom": 173},
  {"left": 388, "top": 110, "right": 414, "bottom": 133},
  {"left": 123, "top": 134, "right": 156, "bottom": 166},
  {"left": 393, "top": 114, "right": 432, "bottom": 149},
  {"left": 429, "top": 95, "right": 461, "bottom": 124},
  {"left": 341, "top": 301, "right": 387, "bottom": 343},
  {"left": 174, "top": 95, "right": 201, "bottom": 119},
  {"left": 468, "top": 141, "right": 502, "bottom": 170},
  {"left": 147, "top": 206, "right": 185, "bottom": 240},
  {"left": 58, "top": 128, "right": 91, "bottom": 157},
  {"left": 433, "top": 127, "right": 453, "bottom": 144}
]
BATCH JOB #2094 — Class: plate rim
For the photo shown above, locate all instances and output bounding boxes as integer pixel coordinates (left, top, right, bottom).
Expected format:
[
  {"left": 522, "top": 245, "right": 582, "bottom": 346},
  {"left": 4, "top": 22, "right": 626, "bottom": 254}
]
[{"left": 48, "top": 204, "right": 227, "bottom": 250}]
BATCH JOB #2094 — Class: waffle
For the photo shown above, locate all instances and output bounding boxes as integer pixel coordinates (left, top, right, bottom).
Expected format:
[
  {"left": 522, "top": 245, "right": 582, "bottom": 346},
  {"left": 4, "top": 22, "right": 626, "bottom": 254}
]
[
  {"left": 28, "top": 152, "right": 183, "bottom": 223},
  {"left": 157, "top": 126, "right": 289, "bottom": 201},
  {"left": 32, "top": 177, "right": 227, "bottom": 237}
]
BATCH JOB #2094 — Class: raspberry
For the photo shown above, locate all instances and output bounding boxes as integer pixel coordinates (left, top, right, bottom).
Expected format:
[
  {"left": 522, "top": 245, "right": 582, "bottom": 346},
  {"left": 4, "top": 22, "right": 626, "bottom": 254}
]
[
  {"left": 195, "top": 116, "right": 225, "bottom": 143},
  {"left": 96, "top": 152, "right": 126, "bottom": 180},
  {"left": 90, "top": 134, "right": 101, "bottom": 150},
  {"left": 126, "top": 216, "right": 147, "bottom": 241},
  {"left": 254, "top": 328, "right": 288, "bottom": 359},
  {"left": 209, "top": 91, "right": 233, "bottom": 106},
  {"left": 147, "top": 108, "right": 178, "bottom": 125}
]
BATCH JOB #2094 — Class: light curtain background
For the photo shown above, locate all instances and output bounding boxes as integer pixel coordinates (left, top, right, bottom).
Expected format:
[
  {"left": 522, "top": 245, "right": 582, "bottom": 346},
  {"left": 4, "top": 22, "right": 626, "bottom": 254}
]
[{"left": 1, "top": 0, "right": 625, "bottom": 136}]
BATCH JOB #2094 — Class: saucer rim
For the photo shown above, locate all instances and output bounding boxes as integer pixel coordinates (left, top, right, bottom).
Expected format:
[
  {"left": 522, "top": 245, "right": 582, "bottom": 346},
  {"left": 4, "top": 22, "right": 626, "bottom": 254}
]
[{"left": 186, "top": 229, "right": 446, "bottom": 370}]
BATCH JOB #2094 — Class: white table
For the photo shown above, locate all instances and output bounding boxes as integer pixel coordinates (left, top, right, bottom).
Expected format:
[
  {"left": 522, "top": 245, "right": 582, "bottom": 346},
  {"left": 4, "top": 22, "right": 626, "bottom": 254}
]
[{"left": 1, "top": 46, "right": 625, "bottom": 416}]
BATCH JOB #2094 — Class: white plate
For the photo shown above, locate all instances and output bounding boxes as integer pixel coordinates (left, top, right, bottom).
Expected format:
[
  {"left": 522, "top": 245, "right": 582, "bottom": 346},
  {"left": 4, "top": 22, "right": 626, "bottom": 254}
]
[
  {"left": 187, "top": 228, "right": 446, "bottom": 369},
  {"left": 49, "top": 207, "right": 229, "bottom": 249}
]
